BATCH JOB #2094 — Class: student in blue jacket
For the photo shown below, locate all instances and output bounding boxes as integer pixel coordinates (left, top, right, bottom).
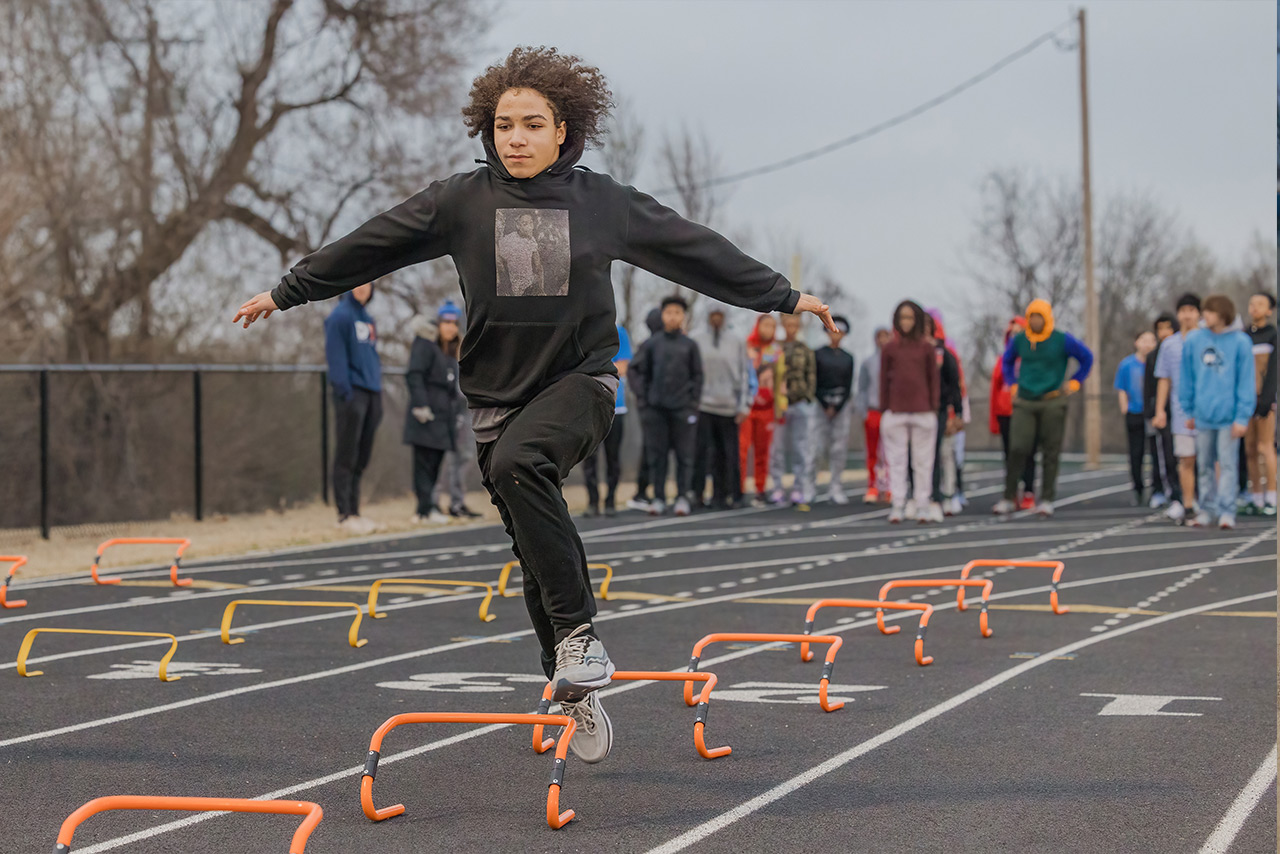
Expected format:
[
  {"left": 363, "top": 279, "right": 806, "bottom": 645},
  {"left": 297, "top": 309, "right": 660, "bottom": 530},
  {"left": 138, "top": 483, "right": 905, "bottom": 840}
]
[
  {"left": 1179, "top": 294, "right": 1256, "bottom": 529},
  {"left": 324, "top": 282, "right": 382, "bottom": 534}
]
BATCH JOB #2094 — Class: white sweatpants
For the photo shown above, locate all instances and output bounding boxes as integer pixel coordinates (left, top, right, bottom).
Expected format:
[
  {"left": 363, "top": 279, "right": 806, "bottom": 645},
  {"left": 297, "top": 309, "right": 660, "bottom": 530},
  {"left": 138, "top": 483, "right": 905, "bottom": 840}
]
[
  {"left": 813, "top": 404, "right": 854, "bottom": 496},
  {"left": 881, "top": 410, "right": 938, "bottom": 508}
]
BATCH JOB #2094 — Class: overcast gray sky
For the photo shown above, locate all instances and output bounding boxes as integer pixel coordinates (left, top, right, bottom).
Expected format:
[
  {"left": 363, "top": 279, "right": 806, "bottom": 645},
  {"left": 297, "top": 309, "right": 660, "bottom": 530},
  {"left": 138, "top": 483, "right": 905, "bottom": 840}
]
[{"left": 472, "top": 0, "right": 1274, "bottom": 346}]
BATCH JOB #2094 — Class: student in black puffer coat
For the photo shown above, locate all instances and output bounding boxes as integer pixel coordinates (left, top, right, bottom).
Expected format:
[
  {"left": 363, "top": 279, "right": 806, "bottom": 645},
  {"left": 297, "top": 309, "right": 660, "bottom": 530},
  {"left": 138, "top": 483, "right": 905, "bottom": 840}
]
[{"left": 404, "top": 305, "right": 463, "bottom": 523}]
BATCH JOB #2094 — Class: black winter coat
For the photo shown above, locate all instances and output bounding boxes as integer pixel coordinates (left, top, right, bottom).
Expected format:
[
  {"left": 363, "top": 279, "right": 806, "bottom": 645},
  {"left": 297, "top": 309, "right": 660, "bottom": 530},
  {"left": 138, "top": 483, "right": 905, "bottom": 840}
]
[{"left": 403, "top": 328, "right": 462, "bottom": 450}]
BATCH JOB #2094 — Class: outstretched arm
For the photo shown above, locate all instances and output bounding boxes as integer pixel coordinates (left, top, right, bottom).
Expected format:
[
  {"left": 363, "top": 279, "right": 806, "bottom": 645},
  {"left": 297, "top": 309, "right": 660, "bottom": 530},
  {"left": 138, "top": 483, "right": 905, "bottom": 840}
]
[
  {"left": 234, "top": 184, "right": 451, "bottom": 327},
  {"left": 619, "top": 188, "right": 836, "bottom": 332}
]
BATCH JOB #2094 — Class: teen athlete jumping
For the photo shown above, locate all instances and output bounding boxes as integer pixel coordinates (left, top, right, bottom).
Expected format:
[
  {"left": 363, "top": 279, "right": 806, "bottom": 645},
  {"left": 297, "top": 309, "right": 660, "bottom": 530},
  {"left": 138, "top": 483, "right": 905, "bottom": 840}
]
[{"left": 233, "top": 46, "right": 835, "bottom": 765}]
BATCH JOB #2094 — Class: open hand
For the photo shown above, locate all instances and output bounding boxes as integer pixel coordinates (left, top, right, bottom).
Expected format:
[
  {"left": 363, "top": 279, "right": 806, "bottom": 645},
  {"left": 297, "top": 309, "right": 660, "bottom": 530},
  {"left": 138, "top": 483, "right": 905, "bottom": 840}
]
[
  {"left": 233, "top": 291, "right": 280, "bottom": 328},
  {"left": 794, "top": 293, "right": 836, "bottom": 333}
]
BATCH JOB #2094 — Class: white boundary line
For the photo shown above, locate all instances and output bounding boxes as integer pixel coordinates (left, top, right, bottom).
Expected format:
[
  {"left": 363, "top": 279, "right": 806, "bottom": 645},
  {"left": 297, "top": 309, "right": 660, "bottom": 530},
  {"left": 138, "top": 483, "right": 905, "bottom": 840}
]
[
  {"left": 645, "top": 589, "right": 1279, "bottom": 854},
  {"left": 1198, "top": 744, "right": 1278, "bottom": 854}
]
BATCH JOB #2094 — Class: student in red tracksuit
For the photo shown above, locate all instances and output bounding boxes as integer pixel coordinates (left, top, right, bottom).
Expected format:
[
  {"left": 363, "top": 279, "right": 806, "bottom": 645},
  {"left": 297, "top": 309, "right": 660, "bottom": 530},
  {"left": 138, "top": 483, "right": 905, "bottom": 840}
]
[
  {"left": 740, "top": 314, "right": 780, "bottom": 503},
  {"left": 989, "top": 316, "right": 1036, "bottom": 508}
]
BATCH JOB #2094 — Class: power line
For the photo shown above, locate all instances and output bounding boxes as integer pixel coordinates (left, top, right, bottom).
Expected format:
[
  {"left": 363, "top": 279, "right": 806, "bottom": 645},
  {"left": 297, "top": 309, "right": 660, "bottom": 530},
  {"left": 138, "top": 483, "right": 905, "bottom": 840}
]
[{"left": 651, "top": 16, "right": 1078, "bottom": 196}]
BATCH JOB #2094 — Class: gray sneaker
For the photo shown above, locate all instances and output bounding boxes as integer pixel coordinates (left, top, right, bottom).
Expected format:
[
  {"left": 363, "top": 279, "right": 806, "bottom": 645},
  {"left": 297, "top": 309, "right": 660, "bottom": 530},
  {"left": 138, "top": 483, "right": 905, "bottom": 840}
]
[
  {"left": 551, "top": 624, "right": 615, "bottom": 702},
  {"left": 559, "top": 691, "right": 612, "bottom": 763}
]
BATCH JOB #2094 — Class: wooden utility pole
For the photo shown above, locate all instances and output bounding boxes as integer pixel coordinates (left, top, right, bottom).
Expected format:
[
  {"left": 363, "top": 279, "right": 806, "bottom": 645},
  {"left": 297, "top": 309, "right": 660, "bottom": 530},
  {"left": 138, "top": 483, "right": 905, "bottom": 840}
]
[{"left": 1079, "top": 7, "right": 1101, "bottom": 469}]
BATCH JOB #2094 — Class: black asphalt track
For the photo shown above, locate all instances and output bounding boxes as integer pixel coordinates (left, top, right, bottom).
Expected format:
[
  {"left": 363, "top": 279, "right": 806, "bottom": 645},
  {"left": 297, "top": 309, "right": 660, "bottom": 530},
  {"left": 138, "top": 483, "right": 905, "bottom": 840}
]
[{"left": 2, "top": 463, "right": 1274, "bottom": 854}]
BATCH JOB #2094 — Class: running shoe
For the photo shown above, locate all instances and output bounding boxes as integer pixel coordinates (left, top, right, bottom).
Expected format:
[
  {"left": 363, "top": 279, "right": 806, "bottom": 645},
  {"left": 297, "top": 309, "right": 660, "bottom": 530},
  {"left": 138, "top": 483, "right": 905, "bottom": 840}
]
[
  {"left": 992, "top": 499, "right": 1015, "bottom": 516},
  {"left": 904, "top": 499, "right": 918, "bottom": 519},
  {"left": 426, "top": 509, "right": 450, "bottom": 525},
  {"left": 1165, "top": 500, "right": 1186, "bottom": 523},
  {"left": 927, "top": 502, "right": 944, "bottom": 523},
  {"left": 648, "top": 500, "right": 666, "bottom": 516},
  {"left": 603, "top": 497, "right": 617, "bottom": 517},
  {"left": 1239, "top": 501, "right": 1257, "bottom": 517},
  {"left": 559, "top": 691, "right": 612, "bottom": 763},
  {"left": 674, "top": 497, "right": 691, "bottom": 517},
  {"left": 943, "top": 496, "right": 961, "bottom": 516},
  {"left": 1035, "top": 501, "right": 1054, "bottom": 518},
  {"left": 830, "top": 488, "right": 849, "bottom": 505},
  {"left": 1218, "top": 514, "right": 1236, "bottom": 530},
  {"left": 626, "top": 497, "right": 651, "bottom": 513},
  {"left": 768, "top": 489, "right": 787, "bottom": 505},
  {"left": 1189, "top": 510, "right": 1211, "bottom": 528},
  {"left": 888, "top": 505, "right": 904, "bottom": 524},
  {"left": 1265, "top": 503, "right": 1277, "bottom": 517},
  {"left": 1019, "top": 493, "right": 1037, "bottom": 511},
  {"left": 863, "top": 487, "right": 879, "bottom": 504},
  {"left": 450, "top": 505, "right": 483, "bottom": 518},
  {"left": 583, "top": 503, "right": 600, "bottom": 518},
  {"left": 1148, "top": 492, "right": 1168, "bottom": 509},
  {"left": 551, "top": 625, "right": 616, "bottom": 702},
  {"left": 789, "top": 489, "right": 804, "bottom": 506}
]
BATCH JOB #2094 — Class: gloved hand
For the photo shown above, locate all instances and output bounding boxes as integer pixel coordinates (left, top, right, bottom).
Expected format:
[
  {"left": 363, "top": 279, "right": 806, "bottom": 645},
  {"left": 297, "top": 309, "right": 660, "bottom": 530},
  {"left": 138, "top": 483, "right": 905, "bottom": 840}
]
[{"left": 412, "top": 406, "right": 435, "bottom": 424}]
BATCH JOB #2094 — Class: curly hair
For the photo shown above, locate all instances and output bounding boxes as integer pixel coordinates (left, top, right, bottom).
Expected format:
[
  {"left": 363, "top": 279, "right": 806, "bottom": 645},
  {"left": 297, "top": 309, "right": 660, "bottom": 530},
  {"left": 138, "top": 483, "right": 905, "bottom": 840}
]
[{"left": 462, "top": 46, "right": 614, "bottom": 150}]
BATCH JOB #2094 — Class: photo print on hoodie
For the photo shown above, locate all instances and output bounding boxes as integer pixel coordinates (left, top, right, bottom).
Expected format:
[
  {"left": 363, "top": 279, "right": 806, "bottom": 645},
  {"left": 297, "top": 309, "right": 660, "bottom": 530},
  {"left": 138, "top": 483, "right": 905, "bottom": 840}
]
[{"left": 495, "top": 208, "right": 570, "bottom": 297}]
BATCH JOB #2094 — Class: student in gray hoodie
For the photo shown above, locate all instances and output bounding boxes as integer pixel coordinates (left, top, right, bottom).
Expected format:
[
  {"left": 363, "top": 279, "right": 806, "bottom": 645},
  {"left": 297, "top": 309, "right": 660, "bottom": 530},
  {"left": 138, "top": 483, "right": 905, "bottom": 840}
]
[{"left": 692, "top": 303, "right": 752, "bottom": 509}]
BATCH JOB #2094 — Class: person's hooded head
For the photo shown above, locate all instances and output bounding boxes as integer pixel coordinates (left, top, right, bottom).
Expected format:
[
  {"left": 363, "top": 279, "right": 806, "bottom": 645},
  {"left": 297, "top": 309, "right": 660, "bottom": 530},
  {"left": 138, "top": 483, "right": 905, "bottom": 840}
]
[
  {"left": 644, "top": 306, "right": 663, "bottom": 336},
  {"left": 747, "top": 313, "right": 777, "bottom": 349},
  {"left": 1004, "top": 316, "right": 1027, "bottom": 344},
  {"left": 892, "top": 300, "right": 927, "bottom": 341},
  {"left": 1024, "top": 299, "right": 1055, "bottom": 346}
]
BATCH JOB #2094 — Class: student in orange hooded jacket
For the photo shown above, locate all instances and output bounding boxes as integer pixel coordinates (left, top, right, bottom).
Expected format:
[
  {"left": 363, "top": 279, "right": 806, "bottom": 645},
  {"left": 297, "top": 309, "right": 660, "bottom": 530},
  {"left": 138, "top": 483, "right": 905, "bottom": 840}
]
[{"left": 993, "top": 299, "right": 1093, "bottom": 517}]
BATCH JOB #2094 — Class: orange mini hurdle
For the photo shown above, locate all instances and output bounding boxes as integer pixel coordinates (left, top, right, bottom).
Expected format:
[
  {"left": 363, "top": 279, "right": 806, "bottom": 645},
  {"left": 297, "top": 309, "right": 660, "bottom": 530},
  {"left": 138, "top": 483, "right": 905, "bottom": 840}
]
[
  {"left": 54, "top": 795, "right": 323, "bottom": 853},
  {"left": 531, "top": 670, "right": 732, "bottom": 760},
  {"left": 957, "top": 559, "right": 1069, "bottom": 614},
  {"left": 90, "top": 538, "right": 192, "bottom": 587},
  {"left": 361, "top": 712, "right": 579, "bottom": 829},
  {"left": 799, "top": 599, "right": 935, "bottom": 666},
  {"left": 687, "top": 632, "right": 845, "bottom": 711},
  {"left": 1, "top": 556, "right": 27, "bottom": 608}
]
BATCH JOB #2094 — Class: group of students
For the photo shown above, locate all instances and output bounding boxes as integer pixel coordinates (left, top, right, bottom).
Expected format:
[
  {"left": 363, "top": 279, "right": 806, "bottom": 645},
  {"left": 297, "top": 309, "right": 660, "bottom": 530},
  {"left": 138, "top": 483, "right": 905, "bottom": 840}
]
[
  {"left": 579, "top": 297, "right": 861, "bottom": 518},
  {"left": 321, "top": 284, "right": 484, "bottom": 535},
  {"left": 1112, "top": 290, "right": 1277, "bottom": 528}
]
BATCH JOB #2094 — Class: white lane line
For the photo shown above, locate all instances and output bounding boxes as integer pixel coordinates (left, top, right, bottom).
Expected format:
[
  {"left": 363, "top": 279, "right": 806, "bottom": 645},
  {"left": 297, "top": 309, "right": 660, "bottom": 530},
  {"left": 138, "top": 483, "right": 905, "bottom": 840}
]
[
  {"left": 645, "top": 588, "right": 1278, "bottom": 854},
  {"left": 1199, "top": 745, "right": 1278, "bottom": 854}
]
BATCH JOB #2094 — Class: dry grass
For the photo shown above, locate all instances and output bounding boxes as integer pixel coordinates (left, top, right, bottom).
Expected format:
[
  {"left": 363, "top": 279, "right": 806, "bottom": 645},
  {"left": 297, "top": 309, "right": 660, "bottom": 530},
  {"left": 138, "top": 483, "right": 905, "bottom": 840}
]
[{"left": 3, "top": 469, "right": 859, "bottom": 582}]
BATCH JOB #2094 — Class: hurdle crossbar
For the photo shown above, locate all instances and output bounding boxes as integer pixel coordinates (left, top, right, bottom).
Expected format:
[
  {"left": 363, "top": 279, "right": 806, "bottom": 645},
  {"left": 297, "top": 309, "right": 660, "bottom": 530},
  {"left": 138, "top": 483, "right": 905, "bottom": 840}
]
[
  {"left": 688, "top": 632, "right": 845, "bottom": 711},
  {"left": 366, "top": 578, "right": 495, "bottom": 622},
  {"left": 361, "top": 712, "right": 578, "bottom": 829},
  {"left": 17, "top": 628, "right": 181, "bottom": 681},
  {"left": 90, "top": 537, "right": 192, "bottom": 587},
  {"left": 800, "top": 598, "right": 936, "bottom": 666},
  {"left": 531, "top": 670, "right": 731, "bottom": 760},
  {"left": 497, "top": 561, "right": 614, "bottom": 600},
  {"left": 958, "top": 559, "right": 1069, "bottom": 614},
  {"left": 54, "top": 795, "right": 322, "bottom": 853},
  {"left": 221, "top": 599, "right": 367, "bottom": 648}
]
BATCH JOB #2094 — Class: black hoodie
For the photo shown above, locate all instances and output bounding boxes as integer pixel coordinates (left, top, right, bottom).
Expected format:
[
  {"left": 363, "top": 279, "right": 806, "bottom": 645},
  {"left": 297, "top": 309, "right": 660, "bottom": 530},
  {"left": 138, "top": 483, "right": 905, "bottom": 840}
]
[{"left": 271, "top": 140, "right": 799, "bottom": 410}]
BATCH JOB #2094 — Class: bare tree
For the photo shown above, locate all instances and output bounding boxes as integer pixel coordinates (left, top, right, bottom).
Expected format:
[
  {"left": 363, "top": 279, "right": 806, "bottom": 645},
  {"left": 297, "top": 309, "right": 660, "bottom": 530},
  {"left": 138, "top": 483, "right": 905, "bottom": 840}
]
[
  {"left": 657, "top": 124, "right": 729, "bottom": 315},
  {"left": 600, "top": 96, "right": 645, "bottom": 336},
  {"left": 0, "top": 0, "right": 488, "bottom": 362}
]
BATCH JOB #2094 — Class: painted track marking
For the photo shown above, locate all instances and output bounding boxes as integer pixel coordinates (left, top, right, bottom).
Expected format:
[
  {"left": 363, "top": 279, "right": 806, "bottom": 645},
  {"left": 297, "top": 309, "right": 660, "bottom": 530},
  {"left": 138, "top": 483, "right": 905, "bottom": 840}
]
[{"left": 1199, "top": 745, "right": 1278, "bottom": 854}]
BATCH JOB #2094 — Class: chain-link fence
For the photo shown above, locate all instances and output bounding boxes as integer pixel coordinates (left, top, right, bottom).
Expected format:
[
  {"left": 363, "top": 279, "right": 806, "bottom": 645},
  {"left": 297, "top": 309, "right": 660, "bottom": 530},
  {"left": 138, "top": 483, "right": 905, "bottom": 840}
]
[{"left": 1, "top": 363, "right": 1120, "bottom": 538}]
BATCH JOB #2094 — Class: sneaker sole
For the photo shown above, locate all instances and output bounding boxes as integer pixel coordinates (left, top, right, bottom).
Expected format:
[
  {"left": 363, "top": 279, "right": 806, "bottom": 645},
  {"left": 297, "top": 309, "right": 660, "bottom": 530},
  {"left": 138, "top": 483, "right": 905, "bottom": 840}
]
[{"left": 551, "top": 662, "right": 617, "bottom": 703}]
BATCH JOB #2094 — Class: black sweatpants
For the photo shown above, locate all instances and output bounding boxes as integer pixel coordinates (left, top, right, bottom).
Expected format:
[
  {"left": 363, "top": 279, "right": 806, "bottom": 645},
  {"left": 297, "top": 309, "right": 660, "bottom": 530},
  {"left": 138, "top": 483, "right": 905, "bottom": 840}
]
[
  {"left": 693, "top": 412, "right": 742, "bottom": 506},
  {"left": 642, "top": 407, "right": 698, "bottom": 503},
  {"left": 476, "top": 374, "right": 615, "bottom": 680},
  {"left": 332, "top": 387, "right": 382, "bottom": 519},
  {"left": 997, "top": 414, "right": 1036, "bottom": 495},
  {"left": 582, "top": 413, "right": 626, "bottom": 507},
  {"left": 411, "top": 445, "right": 446, "bottom": 516},
  {"left": 1124, "top": 412, "right": 1146, "bottom": 495},
  {"left": 1149, "top": 423, "right": 1180, "bottom": 502}
]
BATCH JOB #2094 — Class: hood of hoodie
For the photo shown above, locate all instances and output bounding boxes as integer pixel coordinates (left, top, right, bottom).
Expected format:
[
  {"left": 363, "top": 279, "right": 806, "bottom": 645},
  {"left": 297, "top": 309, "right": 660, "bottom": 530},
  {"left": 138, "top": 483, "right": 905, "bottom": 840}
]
[
  {"left": 644, "top": 307, "right": 663, "bottom": 335},
  {"left": 1004, "top": 315, "right": 1028, "bottom": 344},
  {"left": 481, "top": 135, "right": 587, "bottom": 183},
  {"left": 1024, "top": 299, "right": 1055, "bottom": 344},
  {"left": 746, "top": 314, "right": 777, "bottom": 349}
]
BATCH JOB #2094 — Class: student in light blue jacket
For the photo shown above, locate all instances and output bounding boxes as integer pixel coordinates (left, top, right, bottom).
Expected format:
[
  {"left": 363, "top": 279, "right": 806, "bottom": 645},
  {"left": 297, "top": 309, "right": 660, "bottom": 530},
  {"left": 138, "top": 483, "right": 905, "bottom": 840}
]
[{"left": 1179, "top": 294, "right": 1256, "bottom": 529}]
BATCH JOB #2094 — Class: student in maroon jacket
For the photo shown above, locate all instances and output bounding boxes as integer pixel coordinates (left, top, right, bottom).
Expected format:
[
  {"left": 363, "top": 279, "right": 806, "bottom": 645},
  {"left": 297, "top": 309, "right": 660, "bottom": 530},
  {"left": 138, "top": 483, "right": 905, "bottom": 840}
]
[
  {"left": 233, "top": 46, "right": 836, "bottom": 766},
  {"left": 879, "top": 300, "right": 940, "bottom": 524}
]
